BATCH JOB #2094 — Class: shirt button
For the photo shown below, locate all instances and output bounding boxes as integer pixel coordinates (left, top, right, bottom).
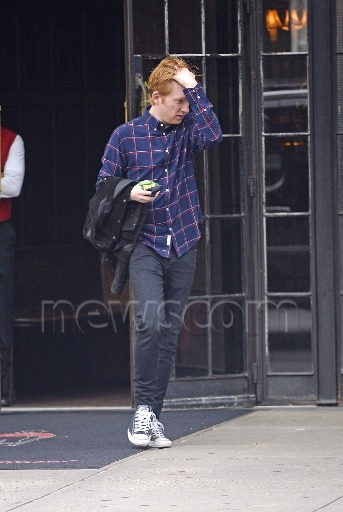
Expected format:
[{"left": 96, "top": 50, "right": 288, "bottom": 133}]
[
  {"left": 165, "top": 169, "right": 168, "bottom": 172},
  {"left": 166, "top": 208, "right": 169, "bottom": 211},
  {"left": 166, "top": 188, "right": 169, "bottom": 192},
  {"left": 165, "top": 149, "right": 168, "bottom": 153}
]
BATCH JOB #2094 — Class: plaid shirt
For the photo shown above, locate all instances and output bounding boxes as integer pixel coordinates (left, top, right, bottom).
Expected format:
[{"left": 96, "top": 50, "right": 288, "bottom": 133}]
[{"left": 97, "top": 83, "right": 222, "bottom": 257}]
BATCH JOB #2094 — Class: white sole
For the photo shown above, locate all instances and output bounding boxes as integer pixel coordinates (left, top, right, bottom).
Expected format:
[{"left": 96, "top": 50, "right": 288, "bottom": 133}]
[
  {"left": 127, "top": 429, "right": 150, "bottom": 447},
  {"left": 149, "top": 440, "right": 172, "bottom": 448}
]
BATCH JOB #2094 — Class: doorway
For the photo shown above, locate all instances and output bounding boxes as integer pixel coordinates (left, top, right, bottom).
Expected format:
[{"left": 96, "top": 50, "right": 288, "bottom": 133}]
[
  {"left": 1, "top": 0, "right": 337, "bottom": 407},
  {"left": 124, "top": 0, "right": 328, "bottom": 406},
  {"left": 0, "top": 0, "right": 131, "bottom": 406}
]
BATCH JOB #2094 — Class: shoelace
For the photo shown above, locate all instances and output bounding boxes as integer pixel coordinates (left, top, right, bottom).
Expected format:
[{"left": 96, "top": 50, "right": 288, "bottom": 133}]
[
  {"left": 134, "top": 408, "right": 152, "bottom": 433},
  {"left": 153, "top": 420, "right": 165, "bottom": 437}
]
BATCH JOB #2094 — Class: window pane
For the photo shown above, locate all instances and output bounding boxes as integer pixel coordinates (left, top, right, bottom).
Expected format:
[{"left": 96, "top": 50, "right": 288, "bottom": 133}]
[
  {"left": 209, "top": 138, "right": 241, "bottom": 215},
  {"left": 266, "top": 217, "right": 310, "bottom": 292},
  {"left": 191, "top": 227, "right": 207, "bottom": 295},
  {"left": 338, "top": 0, "right": 343, "bottom": 52},
  {"left": 176, "top": 297, "right": 246, "bottom": 377},
  {"left": 338, "top": 56, "right": 343, "bottom": 133},
  {"left": 263, "top": 0, "right": 308, "bottom": 53},
  {"left": 169, "top": 0, "right": 202, "bottom": 54},
  {"left": 210, "top": 219, "right": 243, "bottom": 294},
  {"left": 338, "top": 215, "right": 343, "bottom": 293},
  {"left": 212, "top": 298, "right": 245, "bottom": 374},
  {"left": 206, "top": 57, "right": 240, "bottom": 134},
  {"left": 265, "top": 136, "right": 309, "bottom": 213},
  {"left": 263, "top": 55, "right": 308, "bottom": 133},
  {"left": 205, "top": 0, "right": 239, "bottom": 54},
  {"left": 194, "top": 152, "right": 206, "bottom": 217},
  {"left": 267, "top": 296, "right": 312, "bottom": 372},
  {"left": 176, "top": 300, "right": 208, "bottom": 377},
  {"left": 133, "top": 0, "right": 165, "bottom": 54}
]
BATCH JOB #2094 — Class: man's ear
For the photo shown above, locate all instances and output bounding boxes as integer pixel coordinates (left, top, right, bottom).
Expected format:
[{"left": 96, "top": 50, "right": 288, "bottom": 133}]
[{"left": 151, "top": 91, "right": 160, "bottom": 104}]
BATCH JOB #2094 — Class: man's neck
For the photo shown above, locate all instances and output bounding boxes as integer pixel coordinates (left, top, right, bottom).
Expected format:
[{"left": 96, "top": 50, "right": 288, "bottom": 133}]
[{"left": 149, "top": 107, "right": 170, "bottom": 128}]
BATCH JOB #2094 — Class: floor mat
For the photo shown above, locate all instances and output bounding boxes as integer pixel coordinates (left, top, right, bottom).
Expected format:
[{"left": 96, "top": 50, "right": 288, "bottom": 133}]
[{"left": 0, "top": 408, "right": 251, "bottom": 470}]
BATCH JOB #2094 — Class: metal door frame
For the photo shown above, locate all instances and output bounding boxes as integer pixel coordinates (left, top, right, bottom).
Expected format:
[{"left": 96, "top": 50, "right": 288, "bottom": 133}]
[
  {"left": 123, "top": 0, "right": 338, "bottom": 407},
  {"left": 251, "top": 0, "right": 338, "bottom": 404}
]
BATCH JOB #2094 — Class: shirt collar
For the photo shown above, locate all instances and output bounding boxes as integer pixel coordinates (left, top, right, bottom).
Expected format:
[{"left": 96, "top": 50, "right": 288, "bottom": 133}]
[{"left": 143, "top": 107, "right": 175, "bottom": 133}]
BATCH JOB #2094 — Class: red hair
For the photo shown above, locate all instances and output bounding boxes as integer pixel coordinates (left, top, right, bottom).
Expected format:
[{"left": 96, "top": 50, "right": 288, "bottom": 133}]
[{"left": 147, "top": 56, "right": 193, "bottom": 104}]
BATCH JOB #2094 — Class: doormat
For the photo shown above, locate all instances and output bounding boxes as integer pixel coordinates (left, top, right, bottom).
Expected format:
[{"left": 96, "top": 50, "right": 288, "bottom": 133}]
[{"left": 0, "top": 408, "right": 251, "bottom": 470}]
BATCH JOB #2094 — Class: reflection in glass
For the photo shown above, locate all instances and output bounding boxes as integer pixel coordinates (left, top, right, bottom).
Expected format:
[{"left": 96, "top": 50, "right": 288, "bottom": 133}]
[
  {"left": 133, "top": 0, "right": 165, "bottom": 54},
  {"left": 338, "top": 57, "right": 343, "bottom": 132},
  {"left": 169, "top": 0, "right": 202, "bottom": 54},
  {"left": 205, "top": 0, "right": 239, "bottom": 54},
  {"left": 265, "top": 136, "right": 309, "bottom": 212},
  {"left": 210, "top": 219, "right": 242, "bottom": 294},
  {"left": 339, "top": 216, "right": 343, "bottom": 293},
  {"left": 194, "top": 151, "right": 205, "bottom": 215},
  {"left": 206, "top": 58, "right": 240, "bottom": 134},
  {"left": 212, "top": 298, "right": 245, "bottom": 374},
  {"left": 267, "top": 297, "right": 312, "bottom": 372},
  {"left": 210, "top": 137, "right": 241, "bottom": 215},
  {"left": 263, "top": 55, "right": 308, "bottom": 133},
  {"left": 176, "top": 297, "right": 245, "bottom": 377},
  {"left": 176, "top": 300, "right": 208, "bottom": 377},
  {"left": 263, "top": 0, "right": 308, "bottom": 53},
  {"left": 191, "top": 228, "right": 207, "bottom": 295},
  {"left": 267, "top": 217, "right": 310, "bottom": 292}
]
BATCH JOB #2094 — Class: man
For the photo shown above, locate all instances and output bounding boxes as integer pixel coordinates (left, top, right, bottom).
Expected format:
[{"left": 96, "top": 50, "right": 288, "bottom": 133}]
[
  {"left": 97, "top": 56, "right": 222, "bottom": 447},
  {"left": 0, "top": 126, "right": 25, "bottom": 406}
]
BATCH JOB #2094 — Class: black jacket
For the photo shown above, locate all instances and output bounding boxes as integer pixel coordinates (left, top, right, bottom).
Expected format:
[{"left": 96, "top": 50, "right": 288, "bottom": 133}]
[{"left": 83, "top": 176, "right": 147, "bottom": 295}]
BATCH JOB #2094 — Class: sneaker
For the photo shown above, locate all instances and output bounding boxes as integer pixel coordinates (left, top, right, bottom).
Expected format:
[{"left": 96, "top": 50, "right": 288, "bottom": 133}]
[
  {"left": 127, "top": 405, "right": 155, "bottom": 447},
  {"left": 149, "top": 417, "right": 172, "bottom": 448}
]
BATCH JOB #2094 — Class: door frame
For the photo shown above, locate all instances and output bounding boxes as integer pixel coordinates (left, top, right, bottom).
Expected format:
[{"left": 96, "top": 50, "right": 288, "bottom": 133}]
[{"left": 122, "top": 0, "right": 338, "bottom": 407}]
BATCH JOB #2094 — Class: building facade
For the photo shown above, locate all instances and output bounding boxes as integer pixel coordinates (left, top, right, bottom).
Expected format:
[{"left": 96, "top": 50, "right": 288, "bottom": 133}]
[{"left": 0, "top": 0, "right": 342, "bottom": 406}]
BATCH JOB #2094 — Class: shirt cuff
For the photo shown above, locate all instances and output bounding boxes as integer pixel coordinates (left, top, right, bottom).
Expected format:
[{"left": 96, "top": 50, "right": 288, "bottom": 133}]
[{"left": 184, "top": 83, "right": 205, "bottom": 103}]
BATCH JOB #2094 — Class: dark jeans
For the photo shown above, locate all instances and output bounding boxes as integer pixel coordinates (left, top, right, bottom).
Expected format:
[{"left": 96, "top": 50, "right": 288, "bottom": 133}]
[
  {"left": 0, "top": 221, "right": 15, "bottom": 379},
  {"left": 129, "top": 242, "right": 196, "bottom": 418}
]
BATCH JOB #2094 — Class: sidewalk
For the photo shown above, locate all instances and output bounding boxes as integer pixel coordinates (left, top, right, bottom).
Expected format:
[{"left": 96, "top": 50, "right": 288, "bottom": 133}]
[{"left": 0, "top": 406, "right": 343, "bottom": 512}]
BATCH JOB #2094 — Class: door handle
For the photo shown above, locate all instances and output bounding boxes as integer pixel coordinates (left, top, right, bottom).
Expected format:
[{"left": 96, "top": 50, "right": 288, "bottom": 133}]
[{"left": 135, "top": 73, "right": 149, "bottom": 115}]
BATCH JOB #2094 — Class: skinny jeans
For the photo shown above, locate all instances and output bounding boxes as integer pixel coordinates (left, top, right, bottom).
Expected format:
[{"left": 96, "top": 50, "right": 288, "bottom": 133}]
[{"left": 129, "top": 242, "right": 196, "bottom": 418}]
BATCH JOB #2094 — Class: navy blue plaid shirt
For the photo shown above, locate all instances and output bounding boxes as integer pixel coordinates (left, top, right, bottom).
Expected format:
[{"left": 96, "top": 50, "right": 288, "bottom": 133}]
[{"left": 97, "top": 83, "right": 222, "bottom": 258}]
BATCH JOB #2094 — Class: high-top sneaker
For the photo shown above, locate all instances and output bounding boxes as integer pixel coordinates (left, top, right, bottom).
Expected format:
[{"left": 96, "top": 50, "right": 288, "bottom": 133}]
[
  {"left": 149, "top": 416, "right": 172, "bottom": 448},
  {"left": 127, "top": 405, "right": 155, "bottom": 447}
]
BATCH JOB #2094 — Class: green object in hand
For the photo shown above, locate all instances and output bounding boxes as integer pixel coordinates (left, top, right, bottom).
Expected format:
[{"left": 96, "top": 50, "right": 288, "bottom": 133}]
[{"left": 139, "top": 180, "right": 159, "bottom": 190}]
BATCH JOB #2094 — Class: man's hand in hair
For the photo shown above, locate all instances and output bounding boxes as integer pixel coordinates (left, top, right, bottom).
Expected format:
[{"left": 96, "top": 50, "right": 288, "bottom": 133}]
[{"left": 173, "top": 67, "right": 197, "bottom": 89}]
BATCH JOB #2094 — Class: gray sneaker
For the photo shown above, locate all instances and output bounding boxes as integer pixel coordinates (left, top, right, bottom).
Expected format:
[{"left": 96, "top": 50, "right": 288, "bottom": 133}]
[
  {"left": 149, "top": 417, "right": 172, "bottom": 448},
  {"left": 127, "top": 405, "right": 155, "bottom": 447}
]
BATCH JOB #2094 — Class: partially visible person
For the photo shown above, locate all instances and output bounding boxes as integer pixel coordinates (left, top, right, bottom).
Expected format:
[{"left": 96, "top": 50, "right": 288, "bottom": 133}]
[
  {"left": 97, "top": 56, "right": 222, "bottom": 447},
  {"left": 0, "top": 126, "right": 25, "bottom": 406}
]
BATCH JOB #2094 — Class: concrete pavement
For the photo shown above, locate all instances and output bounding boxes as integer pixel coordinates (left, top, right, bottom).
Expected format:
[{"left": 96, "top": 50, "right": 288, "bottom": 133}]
[{"left": 1, "top": 406, "right": 343, "bottom": 511}]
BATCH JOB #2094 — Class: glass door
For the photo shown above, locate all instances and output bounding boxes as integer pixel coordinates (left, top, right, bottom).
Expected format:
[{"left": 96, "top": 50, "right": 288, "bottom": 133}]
[
  {"left": 124, "top": 0, "right": 319, "bottom": 406},
  {"left": 260, "top": 0, "right": 316, "bottom": 401},
  {"left": 124, "top": 0, "right": 256, "bottom": 406}
]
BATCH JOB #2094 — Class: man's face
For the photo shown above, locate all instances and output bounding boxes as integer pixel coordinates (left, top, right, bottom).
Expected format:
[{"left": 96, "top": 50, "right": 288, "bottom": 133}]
[{"left": 154, "top": 80, "right": 190, "bottom": 125}]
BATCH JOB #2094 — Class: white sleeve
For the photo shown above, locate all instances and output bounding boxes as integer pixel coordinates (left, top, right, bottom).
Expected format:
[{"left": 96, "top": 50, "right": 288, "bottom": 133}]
[{"left": 1, "top": 134, "right": 25, "bottom": 198}]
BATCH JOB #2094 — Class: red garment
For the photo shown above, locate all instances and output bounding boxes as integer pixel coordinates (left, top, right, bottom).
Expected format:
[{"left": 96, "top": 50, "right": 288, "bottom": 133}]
[{"left": 0, "top": 127, "right": 17, "bottom": 222}]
